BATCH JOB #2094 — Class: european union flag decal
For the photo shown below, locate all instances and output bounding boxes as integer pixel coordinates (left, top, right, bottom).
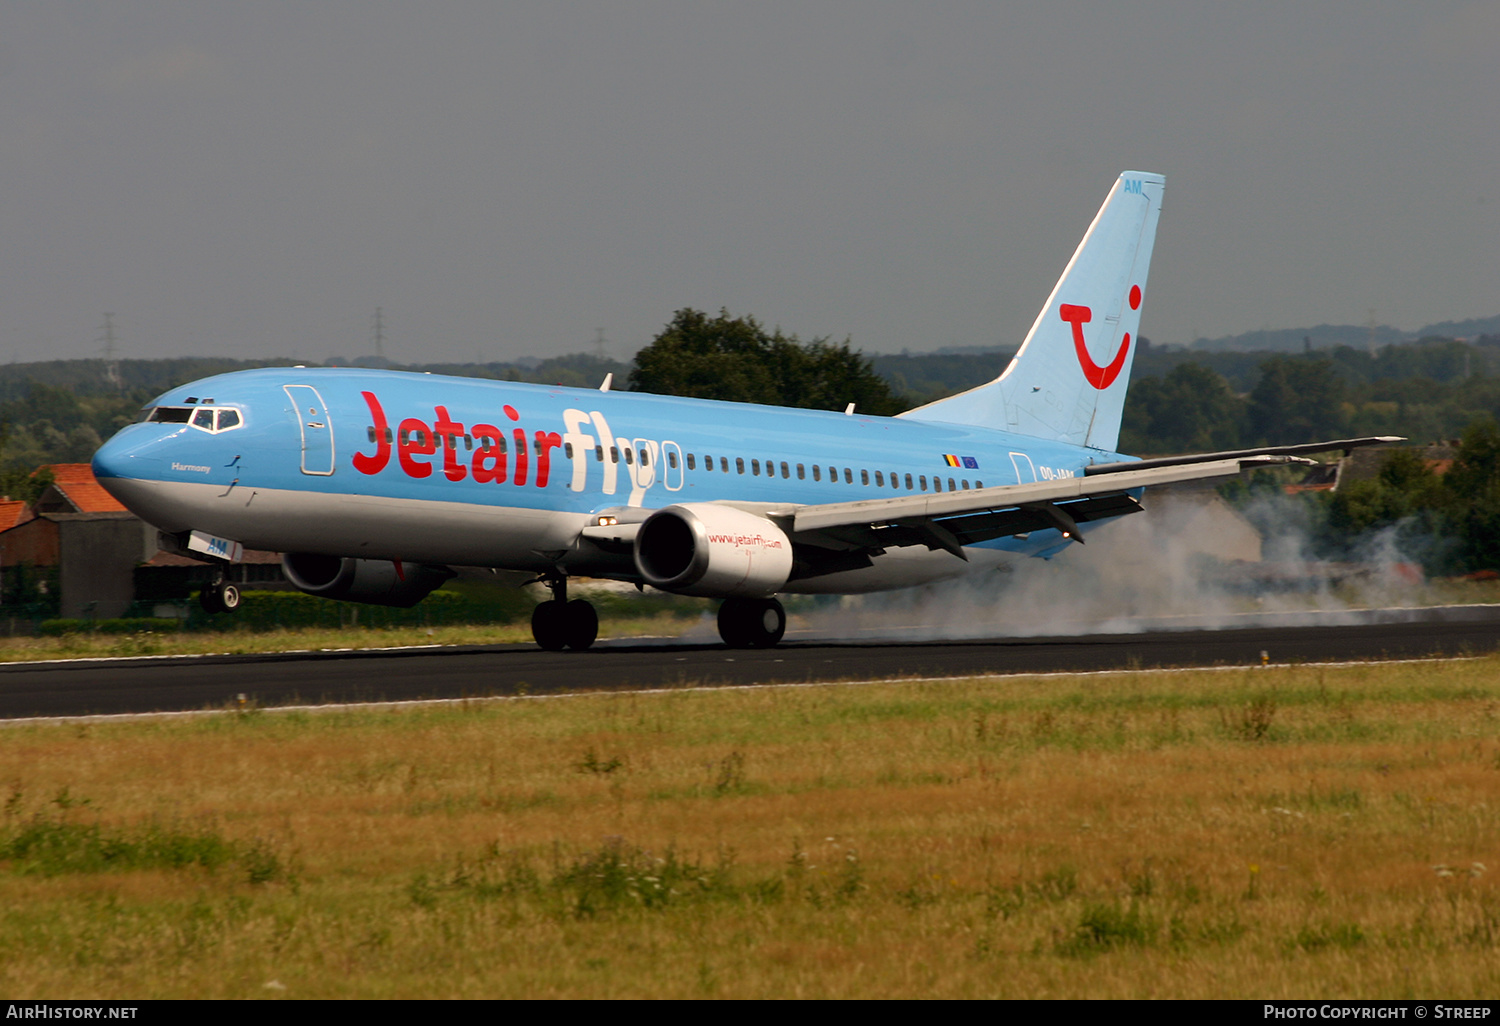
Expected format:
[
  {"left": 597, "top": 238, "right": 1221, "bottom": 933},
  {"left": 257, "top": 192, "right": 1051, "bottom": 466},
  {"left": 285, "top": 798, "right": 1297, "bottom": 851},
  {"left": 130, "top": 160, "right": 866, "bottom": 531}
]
[{"left": 962, "top": 456, "right": 979, "bottom": 470}]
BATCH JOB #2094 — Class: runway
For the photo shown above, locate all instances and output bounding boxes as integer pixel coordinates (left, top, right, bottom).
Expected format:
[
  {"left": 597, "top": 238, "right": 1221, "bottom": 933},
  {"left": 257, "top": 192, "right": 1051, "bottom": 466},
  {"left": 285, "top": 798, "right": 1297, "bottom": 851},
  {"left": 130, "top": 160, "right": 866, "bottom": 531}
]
[{"left": 2, "top": 604, "right": 1497, "bottom": 721}]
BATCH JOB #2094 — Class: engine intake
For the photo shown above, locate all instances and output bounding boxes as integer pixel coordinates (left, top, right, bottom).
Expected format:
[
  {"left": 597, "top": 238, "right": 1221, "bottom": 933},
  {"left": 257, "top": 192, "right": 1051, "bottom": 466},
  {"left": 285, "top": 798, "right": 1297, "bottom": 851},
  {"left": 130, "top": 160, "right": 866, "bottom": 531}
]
[
  {"left": 281, "top": 554, "right": 454, "bottom": 608},
  {"left": 634, "top": 504, "right": 793, "bottom": 598}
]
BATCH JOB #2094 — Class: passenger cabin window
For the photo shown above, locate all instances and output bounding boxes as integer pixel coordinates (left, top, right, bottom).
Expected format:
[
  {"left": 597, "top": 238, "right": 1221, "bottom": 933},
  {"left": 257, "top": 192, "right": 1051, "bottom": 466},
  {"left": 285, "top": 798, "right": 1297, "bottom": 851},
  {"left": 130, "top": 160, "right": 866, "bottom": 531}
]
[
  {"left": 861, "top": 469, "right": 870, "bottom": 486},
  {"left": 751, "top": 459, "right": 760, "bottom": 476},
  {"left": 905, "top": 474, "right": 914, "bottom": 489},
  {"left": 874, "top": 471, "right": 883, "bottom": 486},
  {"left": 797, "top": 464, "right": 805, "bottom": 480},
  {"left": 781, "top": 461, "right": 790, "bottom": 478},
  {"left": 812, "top": 465, "right": 821, "bottom": 482},
  {"left": 920, "top": 476, "right": 928, "bottom": 490},
  {"left": 736, "top": 458, "right": 745, "bottom": 474},
  {"left": 720, "top": 457, "right": 729, "bottom": 473},
  {"left": 843, "top": 468, "right": 853, "bottom": 484}
]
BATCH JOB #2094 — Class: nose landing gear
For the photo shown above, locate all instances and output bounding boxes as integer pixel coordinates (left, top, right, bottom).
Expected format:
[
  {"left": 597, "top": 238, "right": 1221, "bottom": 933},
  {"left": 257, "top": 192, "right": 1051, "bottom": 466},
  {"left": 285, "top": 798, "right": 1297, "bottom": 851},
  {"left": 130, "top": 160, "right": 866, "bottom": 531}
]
[
  {"left": 198, "top": 573, "right": 241, "bottom": 615},
  {"left": 529, "top": 575, "right": 598, "bottom": 651}
]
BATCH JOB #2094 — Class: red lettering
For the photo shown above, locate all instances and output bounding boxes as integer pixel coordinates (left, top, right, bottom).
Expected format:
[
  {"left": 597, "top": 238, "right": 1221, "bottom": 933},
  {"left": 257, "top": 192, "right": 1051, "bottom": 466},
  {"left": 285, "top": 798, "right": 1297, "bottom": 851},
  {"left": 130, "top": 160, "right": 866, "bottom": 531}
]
[
  {"left": 534, "top": 430, "right": 562, "bottom": 487},
  {"left": 433, "top": 405, "right": 467, "bottom": 482},
  {"left": 398, "top": 418, "right": 436, "bottom": 478},
  {"left": 471, "top": 424, "right": 506, "bottom": 483},
  {"left": 512, "top": 427, "right": 528, "bottom": 486},
  {"left": 352, "top": 392, "right": 391, "bottom": 475},
  {"left": 1061, "top": 303, "right": 1130, "bottom": 390}
]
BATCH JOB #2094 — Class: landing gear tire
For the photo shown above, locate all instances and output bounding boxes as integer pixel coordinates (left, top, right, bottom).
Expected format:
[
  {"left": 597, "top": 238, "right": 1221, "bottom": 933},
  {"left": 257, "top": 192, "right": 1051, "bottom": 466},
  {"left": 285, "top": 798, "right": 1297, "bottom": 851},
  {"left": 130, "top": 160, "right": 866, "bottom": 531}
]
[
  {"left": 531, "top": 598, "right": 599, "bottom": 651},
  {"left": 564, "top": 599, "right": 598, "bottom": 651},
  {"left": 531, "top": 600, "right": 568, "bottom": 651},
  {"left": 198, "top": 580, "right": 241, "bottom": 615},
  {"left": 717, "top": 597, "right": 786, "bottom": 649}
]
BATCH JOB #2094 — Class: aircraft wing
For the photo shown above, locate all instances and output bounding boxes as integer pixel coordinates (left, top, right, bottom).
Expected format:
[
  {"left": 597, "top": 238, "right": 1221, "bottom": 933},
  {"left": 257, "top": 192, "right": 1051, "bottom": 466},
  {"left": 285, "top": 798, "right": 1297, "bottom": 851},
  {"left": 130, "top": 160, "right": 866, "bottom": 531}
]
[
  {"left": 1078, "top": 435, "right": 1405, "bottom": 478},
  {"left": 771, "top": 454, "right": 1299, "bottom": 564},
  {"left": 770, "top": 434, "right": 1403, "bottom": 571},
  {"left": 581, "top": 434, "right": 1404, "bottom": 581}
]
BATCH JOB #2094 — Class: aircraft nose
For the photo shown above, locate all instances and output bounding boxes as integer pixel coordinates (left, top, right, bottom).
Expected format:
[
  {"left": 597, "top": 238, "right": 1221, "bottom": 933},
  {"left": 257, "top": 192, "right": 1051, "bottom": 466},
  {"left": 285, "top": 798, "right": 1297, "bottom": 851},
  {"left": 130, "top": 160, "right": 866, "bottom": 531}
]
[
  {"left": 91, "top": 433, "right": 127, "bottom": 482},
  {"left": 91, "top": 424, "right": 168, "bottom": 490}
]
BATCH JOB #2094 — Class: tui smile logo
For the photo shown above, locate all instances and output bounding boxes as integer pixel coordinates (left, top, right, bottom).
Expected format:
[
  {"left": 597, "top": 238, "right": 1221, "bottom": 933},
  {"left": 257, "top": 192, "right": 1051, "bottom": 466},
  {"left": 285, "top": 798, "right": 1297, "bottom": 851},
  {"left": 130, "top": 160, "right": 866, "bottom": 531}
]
[{"left": 1060, "top": 285, "right": 1142, "bottom": 390}]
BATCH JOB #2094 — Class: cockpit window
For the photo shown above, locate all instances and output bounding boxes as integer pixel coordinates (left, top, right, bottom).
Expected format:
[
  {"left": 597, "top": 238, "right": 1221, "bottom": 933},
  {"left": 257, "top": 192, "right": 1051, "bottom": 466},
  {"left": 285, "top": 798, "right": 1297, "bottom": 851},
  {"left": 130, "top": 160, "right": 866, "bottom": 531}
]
[{"left": 142, "top": 406, "right": 245, "bottom": 433}]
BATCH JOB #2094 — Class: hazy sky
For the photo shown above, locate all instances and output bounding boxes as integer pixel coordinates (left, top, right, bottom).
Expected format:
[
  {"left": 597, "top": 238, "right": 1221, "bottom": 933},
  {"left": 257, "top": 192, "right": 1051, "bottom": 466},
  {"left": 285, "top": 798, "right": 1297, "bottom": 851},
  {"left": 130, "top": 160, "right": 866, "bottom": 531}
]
[{"left": 2, "top": 2, "right": 1496, "bottom": 365}]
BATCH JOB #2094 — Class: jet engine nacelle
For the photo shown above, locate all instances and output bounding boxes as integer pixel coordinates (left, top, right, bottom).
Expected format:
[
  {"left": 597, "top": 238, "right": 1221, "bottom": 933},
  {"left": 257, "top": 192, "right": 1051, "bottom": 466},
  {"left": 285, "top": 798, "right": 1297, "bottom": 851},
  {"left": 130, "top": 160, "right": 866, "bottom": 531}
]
[
  {"left": 633, "top": 503, "right": 793, "bottom": 598},
  {"left": 281, "top": 554, "right": 454, "bottom": 608}
]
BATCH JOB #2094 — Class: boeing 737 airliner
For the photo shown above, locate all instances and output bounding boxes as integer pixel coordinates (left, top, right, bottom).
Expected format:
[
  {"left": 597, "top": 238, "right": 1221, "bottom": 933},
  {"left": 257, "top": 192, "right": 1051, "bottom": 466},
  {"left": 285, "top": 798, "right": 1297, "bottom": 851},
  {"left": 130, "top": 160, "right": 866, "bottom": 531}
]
[{"left": 91, "top": 172, "right": 1397, "bottom": 649}]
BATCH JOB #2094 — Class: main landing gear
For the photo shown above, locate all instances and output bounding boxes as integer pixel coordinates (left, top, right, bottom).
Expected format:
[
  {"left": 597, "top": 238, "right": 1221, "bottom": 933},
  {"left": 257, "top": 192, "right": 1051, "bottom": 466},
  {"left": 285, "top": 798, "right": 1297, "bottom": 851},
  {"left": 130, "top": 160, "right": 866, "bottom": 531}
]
[
  {"left": 198, "top": 572, "right": 241, "bottom": 615},
  {"left": 530, "top": 576, "right": 598, "bottom": 651},
  {"left": 717, "top": 597, "right": 786, "bottom": 649}
]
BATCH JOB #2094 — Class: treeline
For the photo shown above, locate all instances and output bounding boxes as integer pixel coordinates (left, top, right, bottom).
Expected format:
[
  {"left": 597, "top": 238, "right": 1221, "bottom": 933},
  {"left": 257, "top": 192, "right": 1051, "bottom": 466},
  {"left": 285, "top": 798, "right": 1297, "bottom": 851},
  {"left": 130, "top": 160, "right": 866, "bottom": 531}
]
[
  {"left": 1224, "top": 419, "right": 1500, "bottom": 576},
  {"left": 1121, "top": 338, "right": 1500, "bottom": 455},
  {"left": 8, "top": 326, "right": 1500, "bottom": 483}
]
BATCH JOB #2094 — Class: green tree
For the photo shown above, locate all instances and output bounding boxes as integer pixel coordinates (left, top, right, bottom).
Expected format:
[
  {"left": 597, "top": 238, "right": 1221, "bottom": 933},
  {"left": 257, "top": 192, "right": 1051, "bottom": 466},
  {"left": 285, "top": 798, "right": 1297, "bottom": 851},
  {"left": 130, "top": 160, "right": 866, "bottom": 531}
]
[
  {"left": 628, "top": 309, "right": 909, "bottom": 415},
  {"left": 1120, "top": 362, "right": 1244, "bottom": 454},
  {"left": 1247, "top": 356, "right": 1346, "bottom": 444},
  {"left": 1326, "top": 449, "right": 1440, "bottom": 535},
  {"left": 1441, "top": 418, "right": 1500, "bottom": 572}
]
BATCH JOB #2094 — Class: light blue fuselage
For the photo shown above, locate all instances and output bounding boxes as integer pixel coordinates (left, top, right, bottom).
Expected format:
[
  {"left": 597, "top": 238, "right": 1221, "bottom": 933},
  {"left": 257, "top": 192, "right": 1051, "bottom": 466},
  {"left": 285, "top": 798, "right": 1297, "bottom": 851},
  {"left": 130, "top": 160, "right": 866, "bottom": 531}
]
[{"left": 92, "top": 366, "right": 1134, "bottom": 592}]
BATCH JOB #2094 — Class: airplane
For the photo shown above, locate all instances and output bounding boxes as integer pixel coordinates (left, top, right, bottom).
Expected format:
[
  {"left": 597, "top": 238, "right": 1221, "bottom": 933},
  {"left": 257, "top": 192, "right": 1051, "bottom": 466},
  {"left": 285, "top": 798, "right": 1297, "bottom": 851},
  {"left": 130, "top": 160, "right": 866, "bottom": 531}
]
[{"left": 91, "top": 171, "right": 1399, "bottom": 650}]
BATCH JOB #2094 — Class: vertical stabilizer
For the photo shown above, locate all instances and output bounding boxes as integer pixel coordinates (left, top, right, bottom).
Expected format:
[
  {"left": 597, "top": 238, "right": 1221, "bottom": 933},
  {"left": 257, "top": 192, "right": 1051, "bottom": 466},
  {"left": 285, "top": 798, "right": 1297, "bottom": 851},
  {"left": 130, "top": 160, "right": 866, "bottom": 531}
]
[{"left": 899, "top": 171, "right": 1164, "bottom": 452}]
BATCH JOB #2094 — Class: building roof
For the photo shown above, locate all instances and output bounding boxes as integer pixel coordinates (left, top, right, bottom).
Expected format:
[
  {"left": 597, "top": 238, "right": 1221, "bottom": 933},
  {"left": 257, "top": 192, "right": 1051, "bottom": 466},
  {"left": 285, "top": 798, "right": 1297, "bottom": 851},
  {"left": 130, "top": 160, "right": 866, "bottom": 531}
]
[
  {"left": 35, "top": 464, "right": 128, "bottom": 514},
  {"left": 0, "top": 500, "right": 27, "bottom": 532}
]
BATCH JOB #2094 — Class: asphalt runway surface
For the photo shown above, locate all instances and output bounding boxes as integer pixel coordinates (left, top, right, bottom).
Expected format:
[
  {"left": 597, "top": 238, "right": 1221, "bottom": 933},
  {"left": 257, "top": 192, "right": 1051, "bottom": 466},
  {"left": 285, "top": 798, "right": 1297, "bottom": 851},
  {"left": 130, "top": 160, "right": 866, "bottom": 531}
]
[{"left": 2, "top": 605, "right": 1498, "bottom": 721}]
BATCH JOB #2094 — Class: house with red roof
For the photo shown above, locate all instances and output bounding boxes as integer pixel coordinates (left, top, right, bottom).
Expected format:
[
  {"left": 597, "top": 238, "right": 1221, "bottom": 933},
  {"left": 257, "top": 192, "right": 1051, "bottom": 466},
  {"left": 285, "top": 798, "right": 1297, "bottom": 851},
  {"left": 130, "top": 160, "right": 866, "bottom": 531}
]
[{"left": 0, "top": 464, "right": 285, "bottom": 619}]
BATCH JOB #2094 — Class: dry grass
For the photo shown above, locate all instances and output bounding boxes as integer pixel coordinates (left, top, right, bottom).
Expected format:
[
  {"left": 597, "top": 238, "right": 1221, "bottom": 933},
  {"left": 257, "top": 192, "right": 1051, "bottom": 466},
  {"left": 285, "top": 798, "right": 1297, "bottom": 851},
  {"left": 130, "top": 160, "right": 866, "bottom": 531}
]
[
  {"left": 0, "top": 613, "right": 706, "bottom": 663},
  {"left": 1, "top": 658, "right": 1498, "bottom": 997}
]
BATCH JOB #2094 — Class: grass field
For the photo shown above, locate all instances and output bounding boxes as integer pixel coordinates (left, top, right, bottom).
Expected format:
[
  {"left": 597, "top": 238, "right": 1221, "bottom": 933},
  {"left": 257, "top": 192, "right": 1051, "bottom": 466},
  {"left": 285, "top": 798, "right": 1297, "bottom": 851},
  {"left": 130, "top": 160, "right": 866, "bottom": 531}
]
[
  {"left": 1, "top": 657, "right": 1497, "bottom": 998},
  {"left": 0, "top": 614, "right": 699, "bottom": 663}
]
